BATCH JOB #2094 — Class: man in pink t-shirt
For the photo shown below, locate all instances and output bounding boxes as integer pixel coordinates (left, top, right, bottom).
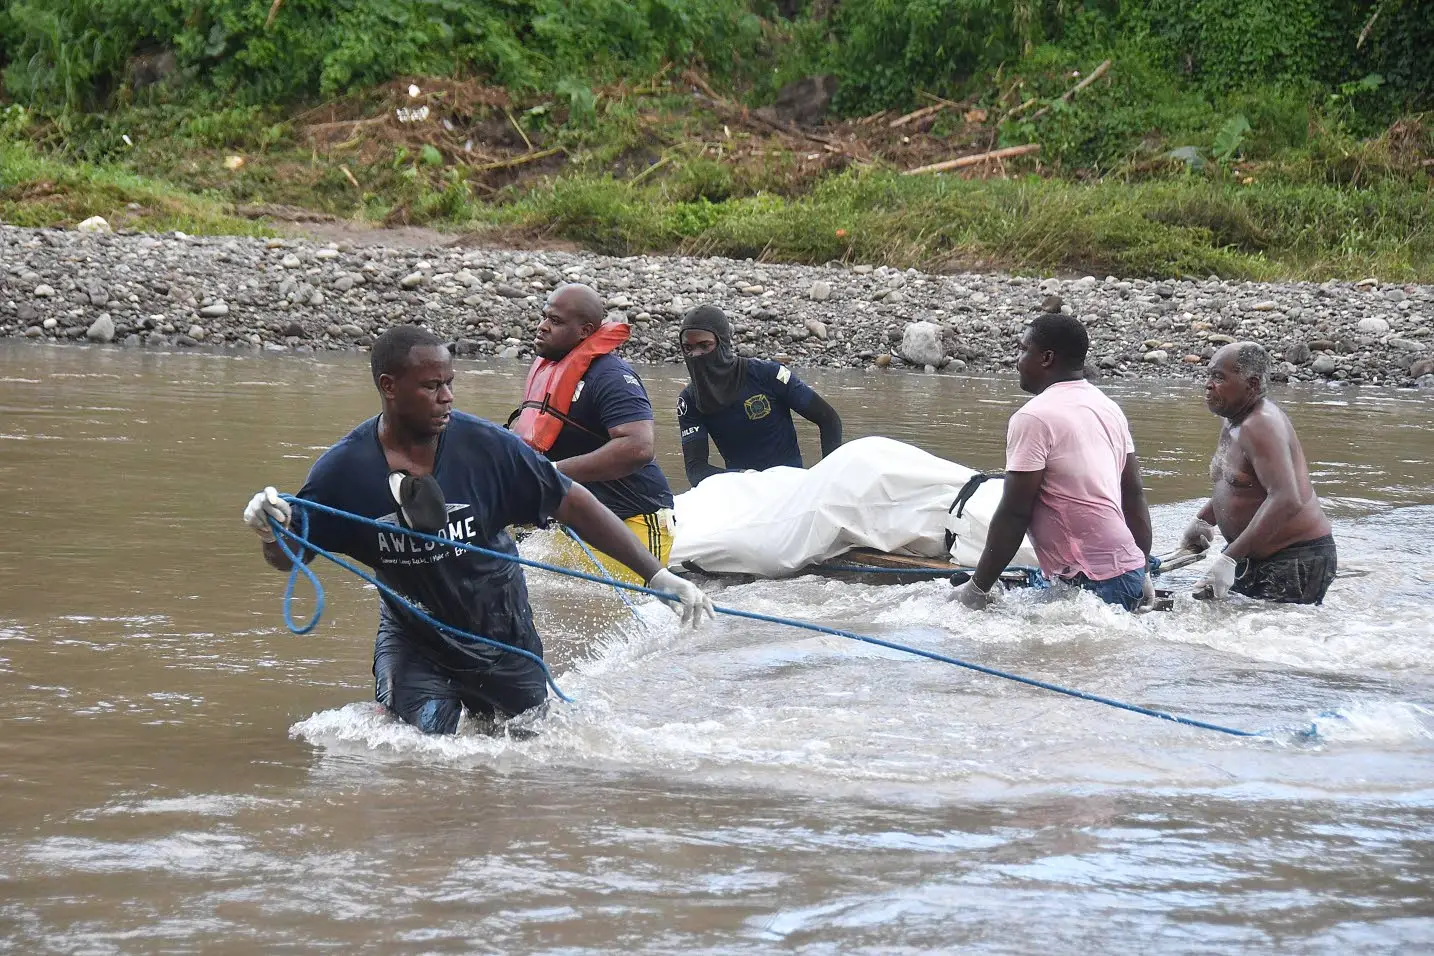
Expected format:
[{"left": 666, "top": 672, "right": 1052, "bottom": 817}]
[{"left": 954, "top": 314, "right": 1153, "bottom": 611}]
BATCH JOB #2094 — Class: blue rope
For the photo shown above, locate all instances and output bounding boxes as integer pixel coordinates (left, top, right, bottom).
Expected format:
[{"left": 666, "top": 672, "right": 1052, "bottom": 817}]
[
  {"left": 272, "top": 495, "right": 1267, "bottom": 739},
  {"left": 698, "top": 605, "right": 1263, "bottom": 738},
  {"left": 274, "top": 506, "right": 324, "bottom": 634}
]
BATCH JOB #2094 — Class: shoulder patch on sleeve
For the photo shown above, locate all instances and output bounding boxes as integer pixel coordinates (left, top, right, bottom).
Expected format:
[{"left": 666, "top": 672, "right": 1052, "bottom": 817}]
[{"left": 776, "top": 365, "right": 792, "bottom": 384}]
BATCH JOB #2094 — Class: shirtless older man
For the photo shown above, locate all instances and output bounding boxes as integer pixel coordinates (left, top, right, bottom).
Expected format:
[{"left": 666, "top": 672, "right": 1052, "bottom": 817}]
[{"left": 1183, "top": 342, "right": 1336, "bottom": 604}]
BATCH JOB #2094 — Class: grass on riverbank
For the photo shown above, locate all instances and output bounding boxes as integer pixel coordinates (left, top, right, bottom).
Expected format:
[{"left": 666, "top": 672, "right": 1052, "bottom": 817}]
[
  {"left": 491, "top": 172, "right": 1434, "bottom": 282},
  {"left": 3, "top": 87, "right": 1431, "bottom": 281},
  {"left": 0, "top": 140, "right": 272, "bottom": 236}
]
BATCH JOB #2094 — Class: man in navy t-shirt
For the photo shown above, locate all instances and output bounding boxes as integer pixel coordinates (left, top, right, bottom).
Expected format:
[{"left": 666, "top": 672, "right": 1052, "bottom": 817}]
[
  {"left": 676, "top": 305, "right": 843, "bottom": 486},
  {"left": 242, "top": 326, "right": 712, "bottom": 734},
  {"left": 529, "top": 284, "right": 675, "bottom": 580}
]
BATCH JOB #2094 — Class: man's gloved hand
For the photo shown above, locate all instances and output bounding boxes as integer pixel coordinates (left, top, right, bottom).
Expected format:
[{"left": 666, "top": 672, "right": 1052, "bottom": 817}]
[
  {"left": 1181, "top": 518, "right": 1215, "bottom": 554},
  {"left": 648, "top": 568, "right": 715, "bottom": 628},
  {"left": 243, "top": 487, "right": 292, "bottom": 543},
  {"left": 1141, "top": 571, "right": 1156, "bottom": 607},
  {"left": 952, "top": 578, "right": 998, "bottom": 610},
  {"left": 1199, "top": 553, "right": 1238, "bottom": 599}
]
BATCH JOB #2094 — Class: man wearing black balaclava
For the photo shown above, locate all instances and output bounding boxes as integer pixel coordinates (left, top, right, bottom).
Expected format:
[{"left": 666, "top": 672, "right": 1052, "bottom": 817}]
[{"left": 676, "top": 305, "right": 843, "bottom": 487}]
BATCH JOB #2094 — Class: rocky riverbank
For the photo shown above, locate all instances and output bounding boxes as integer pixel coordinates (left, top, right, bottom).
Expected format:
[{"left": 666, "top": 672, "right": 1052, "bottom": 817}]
[{"left": 3, "top": 224, "right": 1432, "bottom": 386}]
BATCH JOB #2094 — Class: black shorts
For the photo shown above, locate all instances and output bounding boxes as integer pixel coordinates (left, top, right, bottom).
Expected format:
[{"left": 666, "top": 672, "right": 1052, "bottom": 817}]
[
  {"left": 373, "top": 626, "right": 548, "bottom": 735},
  {"left": 1232, "top": 534, "right": 1338, "bottom": 606}
]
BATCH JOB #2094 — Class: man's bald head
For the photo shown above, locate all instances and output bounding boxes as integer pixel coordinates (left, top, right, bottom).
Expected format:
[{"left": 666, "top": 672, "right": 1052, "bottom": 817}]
[
  {"left": 549, "top": 283, "right": 604, "bottom": 325},
  {"left": 536, "top": 283, "right": 606, "bottom": 359}
]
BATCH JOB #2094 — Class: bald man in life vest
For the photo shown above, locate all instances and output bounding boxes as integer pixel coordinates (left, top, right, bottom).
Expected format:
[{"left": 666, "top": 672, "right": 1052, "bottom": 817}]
[{"left": 510, "top": 284, "right": 675, "bottom": 582}]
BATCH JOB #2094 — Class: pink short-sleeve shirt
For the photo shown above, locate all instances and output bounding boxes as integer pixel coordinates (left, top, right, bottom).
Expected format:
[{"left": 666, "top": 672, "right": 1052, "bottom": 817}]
[{"left": 1005, "top": 380, "right": 1144, "bottom": 581}]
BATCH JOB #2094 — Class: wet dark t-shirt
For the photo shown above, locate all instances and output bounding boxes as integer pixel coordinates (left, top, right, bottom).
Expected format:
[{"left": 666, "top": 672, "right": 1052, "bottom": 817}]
[
  {"left": 543, "top": 352, "right": 673, "bottom": 518},
  {"left": 677, "top": 359, "right": 817, "bottom": 471},
  {"left": 296, "top": 412, "right": 571, "bottom": 666}
]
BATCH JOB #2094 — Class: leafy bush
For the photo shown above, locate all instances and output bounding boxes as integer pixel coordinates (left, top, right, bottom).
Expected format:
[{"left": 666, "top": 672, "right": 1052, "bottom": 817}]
[
  {"left": 3, "top": 1, "right": 187, "bottom": 109},
  {"left": 1, "top": 0, "right": 765, "bottom": 112},
  {"left": 830, "top": 0, "right": 1076, "bottom": 113},
  {"left": 1124, "top": 0, "right": 1354, "bottom": 92},
  {"left": 5, "top": 0, "right": 1431, "bottom": 141}
]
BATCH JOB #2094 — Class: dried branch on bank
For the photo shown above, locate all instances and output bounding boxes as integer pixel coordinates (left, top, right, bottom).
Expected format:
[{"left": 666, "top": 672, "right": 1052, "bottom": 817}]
[
  {"left": 469, "top": 147, "right": 564, "bottom": 172},
  {"left": 1027, "top": 60, "right": 1112, "bottom": 122},
  {"left": 903, "top": 144, "right": 1041, "bottom": 175},
  {"left": 888, "top": 103, "right": 946, "bottom": 129}
]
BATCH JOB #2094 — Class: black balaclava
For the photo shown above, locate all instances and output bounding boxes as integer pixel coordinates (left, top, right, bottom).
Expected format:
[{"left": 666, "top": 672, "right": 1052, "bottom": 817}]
[{"left": 680, "top": 305, "right": 748, "bottom": 414}]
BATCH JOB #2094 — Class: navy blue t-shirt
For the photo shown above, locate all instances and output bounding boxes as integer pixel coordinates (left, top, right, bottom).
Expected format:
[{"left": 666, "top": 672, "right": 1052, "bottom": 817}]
[
  {"left": 543, "top": 352, "right": 673, "bottom": 519},
  {"left": 296, "top": 411, "right": 572, "bottom": 666},
  {"left": 677, "top": 359, "right": 817, "bottom": 471}
]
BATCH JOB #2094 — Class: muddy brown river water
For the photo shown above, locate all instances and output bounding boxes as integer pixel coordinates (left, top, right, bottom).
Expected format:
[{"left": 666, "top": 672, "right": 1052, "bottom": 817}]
[{"left": 2, "top": 342, "right": 1432, "bottom": 954}]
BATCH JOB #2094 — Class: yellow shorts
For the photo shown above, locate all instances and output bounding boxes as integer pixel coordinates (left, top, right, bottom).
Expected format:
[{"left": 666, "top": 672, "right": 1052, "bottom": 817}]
[{"left": 565, "top": 510, "right": 673, "bottom": 586}]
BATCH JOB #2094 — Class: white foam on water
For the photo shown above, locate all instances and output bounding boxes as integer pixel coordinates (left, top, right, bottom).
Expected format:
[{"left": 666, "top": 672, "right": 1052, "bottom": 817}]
[
  {"left": 1302, "top": 702, "right": 1434, "bottom": 744},
  {"left": 25, "top": 832, "right": 268, "bottom": 876},
  {"left": 291, "top": 702, "right": 522, "bottom": 762},
  {"left": 290, "top": 602, "right": 1266, "bottom": 800},
  {"left": 0, "top": 623, "right": 37, "bottom": 643},
  {"left": 291, "top": 508, "right": 1433, "bottom": 802},
  {"left": 75, "top": 794, "right": 285, "bottom": 820},
  {"left": 291, "top": 694, "right": 1011, "bottom": 794},
  {"left": 1118, "top": 596, "right": 1429, "bottom": 674}
]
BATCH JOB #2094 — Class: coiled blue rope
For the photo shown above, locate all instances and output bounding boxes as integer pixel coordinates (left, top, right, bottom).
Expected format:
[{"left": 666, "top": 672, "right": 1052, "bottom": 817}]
[
  {"left": 269, "top": 503, "right": 573, "bottom": 702},
  {"left": 271, "top": 495, "right": 1269, "bottom": 739}
]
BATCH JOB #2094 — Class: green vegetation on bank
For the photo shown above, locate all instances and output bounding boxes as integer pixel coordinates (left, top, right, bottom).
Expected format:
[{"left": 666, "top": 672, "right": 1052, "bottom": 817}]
[
  {"left": 492, "top": 172, "right": 1434, "bottom": 282},
  {"left": 1, "top": 1, "right": 1431, "bottom": 280},
  {"left": 0, "top": 138, "right": 270, "bottom": 235},
  {"left": 5, "top": 1, "right": 1431, "bottom": 119}
]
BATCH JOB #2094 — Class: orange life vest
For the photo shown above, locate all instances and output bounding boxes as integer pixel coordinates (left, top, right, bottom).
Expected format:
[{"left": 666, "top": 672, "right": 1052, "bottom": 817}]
[{"left": 509, "top": 322, "right": 631, "bottom": 453}]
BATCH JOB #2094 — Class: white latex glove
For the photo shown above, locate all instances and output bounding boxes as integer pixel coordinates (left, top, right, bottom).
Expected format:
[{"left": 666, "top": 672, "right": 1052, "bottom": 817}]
[
  {"left": 243, "top": 486, "right": 292, "bottom": 543},
  {"left": 1199, "top": 553, "right": 1238, "bottom": 599},
  {"left": 1141, "top": 571, "right": 1156, "bottom": 608},
  {"left": 648, "top": 568, "right": 715, "bottom": 628},
  {"left": 952, "top": 578, "right": 997, "bottom": 610},
  {"left": 1181, "top": 518, "right": 1215, "bottom": 554}
]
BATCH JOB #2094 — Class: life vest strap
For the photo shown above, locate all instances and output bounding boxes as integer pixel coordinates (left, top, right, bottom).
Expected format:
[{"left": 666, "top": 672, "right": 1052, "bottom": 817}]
[{"left": 507, "top": 397, "right": 607, "bottom": 443}]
